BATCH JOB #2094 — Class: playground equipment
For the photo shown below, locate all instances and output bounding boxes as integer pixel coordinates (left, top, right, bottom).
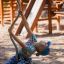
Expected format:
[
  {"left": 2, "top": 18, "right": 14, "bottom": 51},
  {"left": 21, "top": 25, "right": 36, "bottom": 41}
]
[
  {"left": 0, "top": 0, "right": 64, "bottom": 35},
  {"left": 15, "top": 0, "right": 64, "bottom": 36}
]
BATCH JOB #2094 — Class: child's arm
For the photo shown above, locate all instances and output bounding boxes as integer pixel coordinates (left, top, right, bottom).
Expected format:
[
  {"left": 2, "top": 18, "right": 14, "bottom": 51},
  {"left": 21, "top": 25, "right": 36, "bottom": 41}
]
[
  {"left": 8, "top": 10, "right": 33, "bottom": 48},
  {"left": 21, "top": 11, "right": 33, "bottom": 36},
  {"left": 8, "top": 14, "right": 26, "bottom": 48}
]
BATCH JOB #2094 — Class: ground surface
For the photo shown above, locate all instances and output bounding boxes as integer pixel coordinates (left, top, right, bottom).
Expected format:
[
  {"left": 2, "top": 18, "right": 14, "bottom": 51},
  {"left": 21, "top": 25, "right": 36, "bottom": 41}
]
[{"left": 0, "top": 23, "right": 64, "bottom": 64}]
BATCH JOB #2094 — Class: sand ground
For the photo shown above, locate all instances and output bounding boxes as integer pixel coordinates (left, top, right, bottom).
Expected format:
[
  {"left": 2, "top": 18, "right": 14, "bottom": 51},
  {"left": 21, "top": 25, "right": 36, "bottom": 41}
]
[{"left": 0, "top": 22, "right": 64, "bottom": 64}]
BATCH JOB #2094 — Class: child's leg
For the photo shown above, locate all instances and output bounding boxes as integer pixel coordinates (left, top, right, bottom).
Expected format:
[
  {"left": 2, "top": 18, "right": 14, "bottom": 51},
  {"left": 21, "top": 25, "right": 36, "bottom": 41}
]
[
  {"left": 17, "top": 57, "right": 32, "bottom": 64},
  {"left": 18, "top": 49, "right": 32, "bottom": 64},
  {"left": 5, "top": 55, "right": 18, "bottom": 64}
]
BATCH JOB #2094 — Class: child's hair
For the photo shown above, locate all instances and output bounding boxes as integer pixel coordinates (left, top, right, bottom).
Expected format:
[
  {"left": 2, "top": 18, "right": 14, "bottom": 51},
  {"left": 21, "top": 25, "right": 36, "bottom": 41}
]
[{"left": 34, "top": 41, "right": 46, "bottom": 52}]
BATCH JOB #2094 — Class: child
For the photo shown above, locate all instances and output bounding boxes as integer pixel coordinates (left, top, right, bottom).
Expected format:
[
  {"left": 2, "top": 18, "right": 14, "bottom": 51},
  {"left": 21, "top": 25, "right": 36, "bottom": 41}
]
[
  {"left": 5, "top": 9, "right": 51, "bottom": 64},
  {"left": 5, "top": 34, "right": 51, "bottom": 64}
]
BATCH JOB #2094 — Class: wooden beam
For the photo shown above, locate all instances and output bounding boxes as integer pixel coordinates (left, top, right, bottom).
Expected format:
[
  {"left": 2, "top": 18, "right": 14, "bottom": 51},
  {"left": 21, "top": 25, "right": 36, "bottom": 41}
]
[
  {"left": 48, "top": 0, "right": 52, "bottom": 34},
  {"left": 0, "top": 0, "right": 3, "bottom": 26}
]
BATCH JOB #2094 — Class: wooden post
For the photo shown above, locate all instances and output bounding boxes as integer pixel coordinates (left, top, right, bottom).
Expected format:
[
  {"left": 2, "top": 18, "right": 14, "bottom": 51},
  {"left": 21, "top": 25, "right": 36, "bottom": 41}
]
[
  {"left": 48, "top": 0, "right": 52, "bottom": 34},
  {"left": 0, "top": 0, "right": 3, "bottom": 26}
]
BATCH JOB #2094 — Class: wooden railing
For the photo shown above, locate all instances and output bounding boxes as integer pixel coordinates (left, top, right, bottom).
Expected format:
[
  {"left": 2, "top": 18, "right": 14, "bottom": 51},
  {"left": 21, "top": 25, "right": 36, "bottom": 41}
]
[{"left": 0, "top": 0, "right": 28, "bottom": 26}]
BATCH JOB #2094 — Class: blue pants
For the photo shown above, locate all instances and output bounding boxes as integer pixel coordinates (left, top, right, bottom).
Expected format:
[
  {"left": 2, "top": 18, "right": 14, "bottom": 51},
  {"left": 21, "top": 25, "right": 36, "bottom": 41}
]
[{"left": 5, "top": 55, "right": 32, "bottom": 64}]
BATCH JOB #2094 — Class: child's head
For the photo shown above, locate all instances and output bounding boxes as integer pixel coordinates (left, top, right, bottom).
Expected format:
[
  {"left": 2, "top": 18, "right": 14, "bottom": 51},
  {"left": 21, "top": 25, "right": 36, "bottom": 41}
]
[
  {"left": 34, "top": 41, "right": 51, "bottom": 56},
  {"left": 21, "top": 41, "right": 46, "bottom": 57},
  {"left": 34, "top": 41, "right": 46, "bottom": 52},
  {"left": 22, "top": 41, "right": 51, "bottom": 57}
]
